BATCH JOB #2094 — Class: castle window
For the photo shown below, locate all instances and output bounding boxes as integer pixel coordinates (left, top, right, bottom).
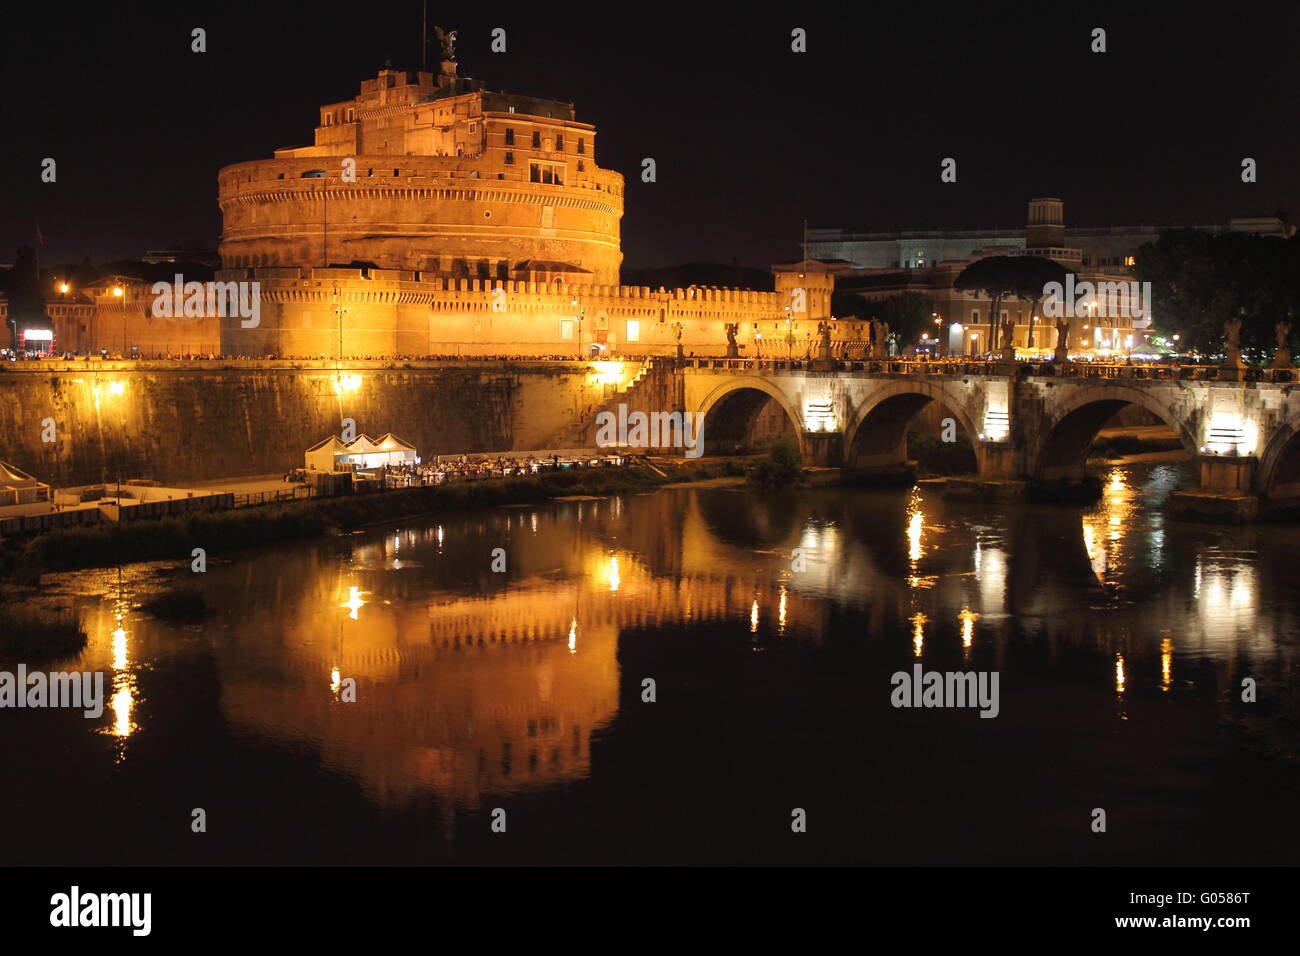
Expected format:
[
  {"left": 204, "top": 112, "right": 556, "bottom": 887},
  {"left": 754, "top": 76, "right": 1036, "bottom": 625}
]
[
  {"left": 531, "top": 130, "right": 540, "bottom": 148},
  {"left": 577, "top": 160, "right": 585, "bottom": 172},
  {"left": 505, "top": 128, "right": 514, "bottom": 146},
  {"left": 530, "top": 164, "right": 540, "bottom": 182},
  {"left": 555, "top": 133, "right": 564, "bottom": 151},
  {"left": 505, "top": 151, "right": 514, "bottom": 165},
  {"left": 626, "top": 320, "right": 640, "bottom": 342},
  {"left": 577, "top": 138, "right": 585, "bottom": 154}
]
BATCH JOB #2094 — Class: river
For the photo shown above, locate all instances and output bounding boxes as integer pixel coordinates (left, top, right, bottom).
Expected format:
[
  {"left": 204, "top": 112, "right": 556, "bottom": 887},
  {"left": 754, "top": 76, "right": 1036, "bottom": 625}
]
[{"left": 4, "top": 460, "right": 1299, "bottom": 865}]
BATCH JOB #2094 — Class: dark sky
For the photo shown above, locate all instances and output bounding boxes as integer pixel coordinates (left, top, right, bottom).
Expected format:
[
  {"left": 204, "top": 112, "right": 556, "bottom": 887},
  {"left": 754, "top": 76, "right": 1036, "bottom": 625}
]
[{"left": 2, "top": 1, "right": 1297, "bottom": 271}]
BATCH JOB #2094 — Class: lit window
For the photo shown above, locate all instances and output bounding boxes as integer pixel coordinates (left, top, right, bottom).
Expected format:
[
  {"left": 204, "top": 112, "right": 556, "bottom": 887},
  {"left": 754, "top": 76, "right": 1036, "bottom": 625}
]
[
  {"left": 560, "top": 320, "right": 574, "bottom": 340},
  {"left": 1124, "top": 256, "right": 1136, "bottom": 267},
  {"left": 626, "top": 320, "right": 640, "bottom": 342}
]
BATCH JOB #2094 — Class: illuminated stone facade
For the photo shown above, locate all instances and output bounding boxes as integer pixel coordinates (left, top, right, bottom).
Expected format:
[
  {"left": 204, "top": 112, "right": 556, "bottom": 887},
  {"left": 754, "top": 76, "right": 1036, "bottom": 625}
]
[
  {"left": 214, "top": 57, "right": 834, "bottom": 358},
  {"left": 219, "top": 61, "right": 623, "bottom": 286}
]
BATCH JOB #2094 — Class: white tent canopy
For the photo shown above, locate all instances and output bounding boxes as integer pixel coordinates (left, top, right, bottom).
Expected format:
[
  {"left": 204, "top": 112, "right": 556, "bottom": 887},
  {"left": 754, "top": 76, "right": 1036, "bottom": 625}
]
[
  {"left": 347, "top": 433, "right": 418, "bottom": 468},
  {"left": 305, "top": 436, "right": 352, "bottom": 472},
  {"left": 375, "top": 433, "right": 417, "bottom": 463}
]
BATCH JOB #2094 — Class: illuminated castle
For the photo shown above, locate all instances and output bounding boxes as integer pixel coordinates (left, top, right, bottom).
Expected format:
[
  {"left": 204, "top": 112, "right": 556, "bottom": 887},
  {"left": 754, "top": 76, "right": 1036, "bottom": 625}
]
[
  {"left": 214, "top": 41, "right": 827, "bottom": 358},
  {"left": 218, "top": 53, "right": 623, "bottom": 286}
]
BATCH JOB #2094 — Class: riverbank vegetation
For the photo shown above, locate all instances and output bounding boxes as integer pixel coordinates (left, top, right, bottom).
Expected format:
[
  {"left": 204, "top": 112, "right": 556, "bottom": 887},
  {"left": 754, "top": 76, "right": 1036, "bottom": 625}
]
[
  {"left": 0, "top": 608, "right": 88, "bottom": 664},
  {"left": 747, "top": 437, "right": 803, "bottom": 488}
]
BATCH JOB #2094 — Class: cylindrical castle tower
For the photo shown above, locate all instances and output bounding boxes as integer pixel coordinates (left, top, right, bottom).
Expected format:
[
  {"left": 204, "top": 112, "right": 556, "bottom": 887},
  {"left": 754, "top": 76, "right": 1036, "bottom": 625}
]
[{"left": 217, "top": 60, "right": 623, "bottom": 285}]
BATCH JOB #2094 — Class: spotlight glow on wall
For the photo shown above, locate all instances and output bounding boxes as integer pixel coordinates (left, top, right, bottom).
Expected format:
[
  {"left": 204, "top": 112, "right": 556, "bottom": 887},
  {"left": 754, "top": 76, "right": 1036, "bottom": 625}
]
[
  {"left": 590, "top": 361, "right": 624, "bottom": 386},
  {"left": 803, "top": 400, "right": 837, "bottom": 432},
  {"left": 982, "top": 409, "right": 1010, "bottom": 442},
  {"left": 1205, "top": 412, "right": 1257, "bottom": 456}
]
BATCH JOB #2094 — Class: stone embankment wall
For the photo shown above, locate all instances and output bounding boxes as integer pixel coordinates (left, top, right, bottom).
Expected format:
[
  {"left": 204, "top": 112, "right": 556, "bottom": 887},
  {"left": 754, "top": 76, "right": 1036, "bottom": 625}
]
[{"left": 0, "top": 360, "right": 621, "bottom": 487}]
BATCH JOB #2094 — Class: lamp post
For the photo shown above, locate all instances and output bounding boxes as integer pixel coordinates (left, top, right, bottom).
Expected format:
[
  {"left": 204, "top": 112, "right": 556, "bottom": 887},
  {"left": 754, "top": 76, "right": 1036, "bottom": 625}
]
[
  {"left": 933, "top": 313, "right": 942, "bottom": 357},
  {"left": 572, "top": 297, "right": 585, "bottom": 359},
  {"left": 111, "top": 279, "right": 127, "bottom": 358}
]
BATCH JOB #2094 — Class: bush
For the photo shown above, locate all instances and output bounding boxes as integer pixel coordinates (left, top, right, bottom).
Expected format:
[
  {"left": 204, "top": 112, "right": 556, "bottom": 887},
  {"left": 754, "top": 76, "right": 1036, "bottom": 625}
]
[{"left": 748, "top": 437, "right": 803, "bottom": 488}]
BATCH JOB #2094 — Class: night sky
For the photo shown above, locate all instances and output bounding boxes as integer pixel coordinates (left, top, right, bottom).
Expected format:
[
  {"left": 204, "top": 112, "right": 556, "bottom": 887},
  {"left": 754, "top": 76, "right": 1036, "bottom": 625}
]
[{"left": 2, "top": 1, "right": 1297, "bottom": 271}]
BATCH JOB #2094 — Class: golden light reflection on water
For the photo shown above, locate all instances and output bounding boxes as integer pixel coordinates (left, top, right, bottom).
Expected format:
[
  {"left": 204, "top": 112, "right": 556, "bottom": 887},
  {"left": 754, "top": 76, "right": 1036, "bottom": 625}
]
[
  {"left": 911, "top": 612, "right": 927, "bottom": 657},
  {"left": 958, "top": 608, "right": 978, "bottom": 653},
  {"left": 341, "top": 586, "right": 366, "bottom": 620},
  {"left": 55, "top": 471, "right": 1284, "bottom": 819},
  {"left": 106, "top": 598, "right": 137, "bottom": 744},
  {"left": 1082, "top": 468, "right": 1132, "bottom": 586},
  {"left": 907, "top": 489, "right": 923, "bottom": 564}
]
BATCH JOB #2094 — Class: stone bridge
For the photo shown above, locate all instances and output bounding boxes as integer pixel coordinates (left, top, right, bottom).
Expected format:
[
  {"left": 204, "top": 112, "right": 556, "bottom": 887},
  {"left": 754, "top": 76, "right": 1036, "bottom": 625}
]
[{"left": 667, "top": 357, "right": 1300, "bottom": 519}]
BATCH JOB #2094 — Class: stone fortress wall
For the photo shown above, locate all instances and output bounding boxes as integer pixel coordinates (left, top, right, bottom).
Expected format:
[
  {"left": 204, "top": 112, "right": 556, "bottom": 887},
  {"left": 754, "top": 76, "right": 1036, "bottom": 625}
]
[{"left": 215, "top": 266, "right": 832, "bottom": 358}]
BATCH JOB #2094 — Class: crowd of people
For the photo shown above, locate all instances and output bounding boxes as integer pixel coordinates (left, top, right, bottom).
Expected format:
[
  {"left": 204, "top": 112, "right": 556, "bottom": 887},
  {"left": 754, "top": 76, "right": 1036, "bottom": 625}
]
[{"left": 378, "top": 452, "right": 628, "bottom": 488}]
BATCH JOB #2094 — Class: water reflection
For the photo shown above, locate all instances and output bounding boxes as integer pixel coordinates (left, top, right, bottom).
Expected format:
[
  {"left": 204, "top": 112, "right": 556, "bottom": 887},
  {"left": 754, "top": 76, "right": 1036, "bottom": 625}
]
[{"left": 25, "top": 459, "right": 1300, "bottom": 843}]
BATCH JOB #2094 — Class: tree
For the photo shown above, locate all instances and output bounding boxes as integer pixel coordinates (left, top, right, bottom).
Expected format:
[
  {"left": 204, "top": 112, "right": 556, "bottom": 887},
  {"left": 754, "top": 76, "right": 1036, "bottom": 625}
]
[
  {"left": 836, "top": 290, "right": 935, "bottom": 351},
  {"left": 1010, "top": 257, "right": 1069, "bottom": 348},
  {"left": 6, "top": 246, "right": 49, "bottom": 352},
  {"left": 954, "top": 256, "right": 1065, "bottom": 350},
  {"left": 1133, "top": 229, "right": 1300, "bottom": 359}
]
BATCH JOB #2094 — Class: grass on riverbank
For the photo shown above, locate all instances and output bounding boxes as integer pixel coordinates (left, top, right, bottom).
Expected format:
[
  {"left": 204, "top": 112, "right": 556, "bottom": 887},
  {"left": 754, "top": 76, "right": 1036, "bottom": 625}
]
[
  {"left": 0, "top": 608, "right": 88, "bottom": 664},
  {"left": 0, "top": 462, "right": 727, "bottom": 580}
]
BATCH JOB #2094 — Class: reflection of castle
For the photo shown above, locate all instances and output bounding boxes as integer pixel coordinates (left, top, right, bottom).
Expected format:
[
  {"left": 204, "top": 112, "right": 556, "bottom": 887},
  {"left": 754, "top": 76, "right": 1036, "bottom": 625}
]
[{"left": 206, "top": 499, "right": 827, "bottom": 811}]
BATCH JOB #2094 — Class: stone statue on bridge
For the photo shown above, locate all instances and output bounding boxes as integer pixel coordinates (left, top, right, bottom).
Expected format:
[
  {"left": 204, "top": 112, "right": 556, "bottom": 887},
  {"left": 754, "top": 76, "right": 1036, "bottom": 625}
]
[
  {"left": 1223, "top": 314, "right": 1245, "bottom": 370},
  {"left": 1053, "top": 317, "right": 1070, "bottom": 363},
  {"left": 1269, "top": 320, "right": 1293, "bottom": 370},
  {"left": 724, "top": 322, "right": 739, "bottom": 358}
]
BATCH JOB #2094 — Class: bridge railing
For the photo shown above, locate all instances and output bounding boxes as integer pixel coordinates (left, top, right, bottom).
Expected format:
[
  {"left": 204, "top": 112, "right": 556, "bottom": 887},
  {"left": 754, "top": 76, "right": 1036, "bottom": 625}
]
[{"left": 676, "top": 356, "right": 1296, "bottom": 384}]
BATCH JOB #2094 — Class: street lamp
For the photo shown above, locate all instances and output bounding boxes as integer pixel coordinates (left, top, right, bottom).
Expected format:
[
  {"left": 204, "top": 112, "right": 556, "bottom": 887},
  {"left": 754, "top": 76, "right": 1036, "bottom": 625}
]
[
  {"left": 571, "top": 297, "right": 585, "bottom": 359},
  {"left": 110, "top": 279, "right": 127, "bottom": 358}
]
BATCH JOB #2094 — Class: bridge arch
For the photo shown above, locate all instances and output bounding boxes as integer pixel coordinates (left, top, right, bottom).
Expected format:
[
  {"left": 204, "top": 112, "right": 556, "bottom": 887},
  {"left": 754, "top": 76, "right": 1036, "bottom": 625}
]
[
  {"left": 844, "top": 380, "right": 983, "bottom": 473},
  {"left": 1031, "top": 384, "right": 1197, "bottom": 483},
  {"left": 1257, "top": 414, "right": 1300, "bottom": 506},
  {"left": 693, "top": 377, "right": 804, "bottom": 457}
]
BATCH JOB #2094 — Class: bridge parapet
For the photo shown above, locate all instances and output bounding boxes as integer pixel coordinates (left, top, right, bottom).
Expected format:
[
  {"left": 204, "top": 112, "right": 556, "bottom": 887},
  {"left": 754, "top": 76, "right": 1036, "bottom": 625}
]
[{"left": 676, "top": 359, "right": 1300, "bottom": 518}]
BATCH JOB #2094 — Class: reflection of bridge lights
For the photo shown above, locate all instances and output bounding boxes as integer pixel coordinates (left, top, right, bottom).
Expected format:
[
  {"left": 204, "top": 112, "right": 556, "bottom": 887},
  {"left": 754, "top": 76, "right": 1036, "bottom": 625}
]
[
  {"left": 778, "top": 587, "right": 788, "bottom": 633},
  {"left": 1115, "top": 653, "right": 1126, "bottom": 694},
  {"left": 436, "top": 525, "right": 444, "bottom": 548},
  {"left": 341, "top": 586, "right": 366, "bottom": 619},
  {"left": 750, "top": 599, "right": 759, "bottom": 633},
  {"left": 330, "top": 667, "right": 341, "bottom": 696},
  {"left": 568, "top": 620, "right": 577, "bottom": 654},
  {"left": 911, "top": 613, "right": 927, "bottom": 657},
  {"left": 958, "top": 608, "right": 979, "bottom": 650},
  {"left": 112, "top": 686, "right": 133, "bottom": 738},
  {"left": 1160, "top": 638, "right": 1173, "bottom": 692},
  {"left": 906, "top": 489, "right": 923, "bottom": 564},
  {"left": 608, "top": 555, "right": 620, "bottom": 592}
]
